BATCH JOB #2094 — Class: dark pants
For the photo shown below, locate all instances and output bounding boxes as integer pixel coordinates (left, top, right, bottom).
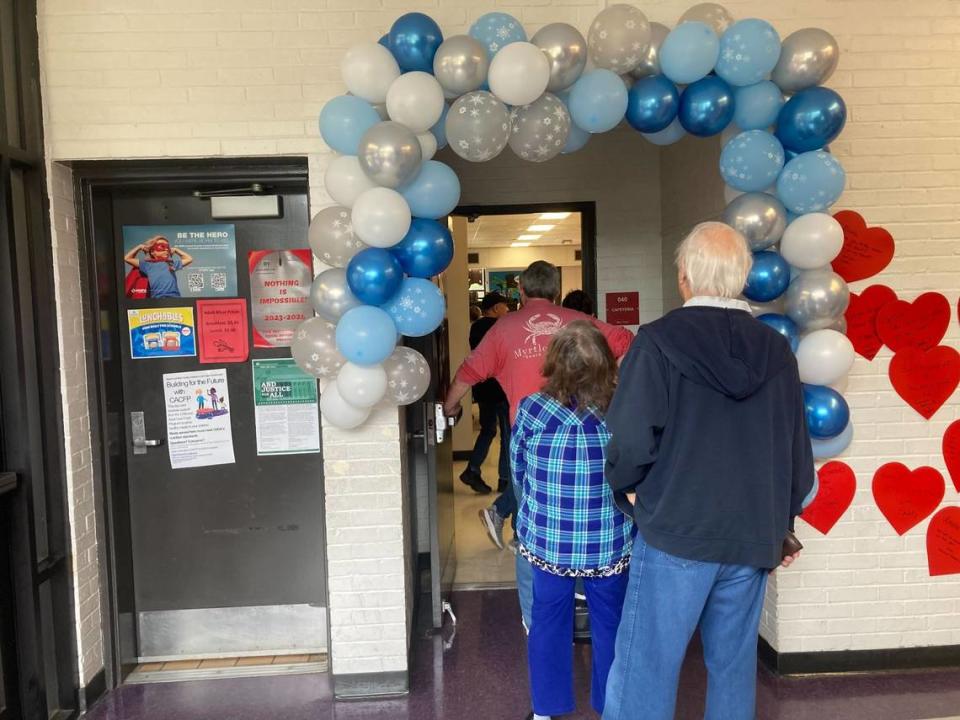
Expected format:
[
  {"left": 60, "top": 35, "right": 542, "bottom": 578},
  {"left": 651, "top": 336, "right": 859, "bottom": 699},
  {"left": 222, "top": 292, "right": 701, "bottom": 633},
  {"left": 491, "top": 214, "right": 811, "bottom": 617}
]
[{"left": 467, "top": 399, "right": 511, "bottom": 484}]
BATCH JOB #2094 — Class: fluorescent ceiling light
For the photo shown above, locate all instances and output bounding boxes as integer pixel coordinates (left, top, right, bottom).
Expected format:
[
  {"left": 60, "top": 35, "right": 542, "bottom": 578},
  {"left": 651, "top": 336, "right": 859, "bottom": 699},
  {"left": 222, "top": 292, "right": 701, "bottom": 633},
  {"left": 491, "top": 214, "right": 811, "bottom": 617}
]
[
  {"left": 526, "top": 224, "right": 555, "bottom": 232},
  {"left": 511, "top": 242, "right": 531, "bottom": 247},
  {"left": 517, "top": 234, "right": 541, "bottom": 241},
  {"left": 539, "top": 212, "right": 571, "bottom": 220}
]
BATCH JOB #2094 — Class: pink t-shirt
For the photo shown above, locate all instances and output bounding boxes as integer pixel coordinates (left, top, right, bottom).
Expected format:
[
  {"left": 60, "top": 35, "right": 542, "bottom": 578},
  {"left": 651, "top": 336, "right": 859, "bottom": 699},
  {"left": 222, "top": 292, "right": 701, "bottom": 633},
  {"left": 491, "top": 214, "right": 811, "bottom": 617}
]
[{"left": 456, "top": 298, "right": 635, "bottom": 421}]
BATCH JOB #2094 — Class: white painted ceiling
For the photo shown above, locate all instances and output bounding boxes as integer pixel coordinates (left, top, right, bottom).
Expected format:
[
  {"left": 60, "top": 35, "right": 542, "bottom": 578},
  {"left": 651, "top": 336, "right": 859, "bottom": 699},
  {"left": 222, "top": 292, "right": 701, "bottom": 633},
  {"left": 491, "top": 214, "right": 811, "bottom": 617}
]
[{"left": 463, "top": 212, "right": 582, "bottom": 248}]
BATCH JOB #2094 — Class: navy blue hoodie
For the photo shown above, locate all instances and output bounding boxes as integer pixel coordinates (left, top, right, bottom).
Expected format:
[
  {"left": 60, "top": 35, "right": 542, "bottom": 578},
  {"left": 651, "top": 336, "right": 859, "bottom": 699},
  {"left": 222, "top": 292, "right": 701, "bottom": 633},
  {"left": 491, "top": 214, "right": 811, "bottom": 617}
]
[{"left": 605, "top": 304, "right": 815, "bottom": 570}]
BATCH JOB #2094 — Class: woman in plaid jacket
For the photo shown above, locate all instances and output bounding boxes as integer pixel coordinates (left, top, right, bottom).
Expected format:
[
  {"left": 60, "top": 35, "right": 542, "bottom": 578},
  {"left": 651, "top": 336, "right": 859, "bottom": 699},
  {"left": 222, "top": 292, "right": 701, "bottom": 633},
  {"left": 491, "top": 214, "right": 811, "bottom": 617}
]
[{"left": 513, "top": 321, "right": 636, "bottom": 720}]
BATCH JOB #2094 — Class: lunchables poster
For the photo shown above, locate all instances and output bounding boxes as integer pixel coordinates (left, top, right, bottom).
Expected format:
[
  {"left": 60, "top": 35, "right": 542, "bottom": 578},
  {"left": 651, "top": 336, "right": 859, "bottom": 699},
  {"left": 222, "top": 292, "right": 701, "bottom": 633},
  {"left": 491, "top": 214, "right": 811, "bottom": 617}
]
[{"left": 128, "top": 307, "right": 197, "bottom": 359}]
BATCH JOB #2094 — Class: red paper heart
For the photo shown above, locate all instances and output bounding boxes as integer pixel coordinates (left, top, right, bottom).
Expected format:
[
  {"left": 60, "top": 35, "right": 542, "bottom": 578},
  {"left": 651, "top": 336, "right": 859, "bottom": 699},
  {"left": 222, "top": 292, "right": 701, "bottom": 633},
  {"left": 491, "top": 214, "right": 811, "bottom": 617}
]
[
  {"left": 844, "top": 285, "right": 897, "bottom": 360},
  {"left": 889, "top": 346, "right": 960, "bottom": 420},
  {"left": 876, "top": 292, "right": 950, "bottom": 353},
  {"left": 831, "top": 210, "right": 895, "bottom": 283},
  {"left": 800, "top": 461, "right": 856, "bottom": 535},
  {"left": 927, "top": 507, "right": 960, "bottom": 577},
  {"left": 942, "top": 420, "right": 960, "bottom": 493},
  {"left": 873, "top": 463, "right": 945, "bottom": 535}
]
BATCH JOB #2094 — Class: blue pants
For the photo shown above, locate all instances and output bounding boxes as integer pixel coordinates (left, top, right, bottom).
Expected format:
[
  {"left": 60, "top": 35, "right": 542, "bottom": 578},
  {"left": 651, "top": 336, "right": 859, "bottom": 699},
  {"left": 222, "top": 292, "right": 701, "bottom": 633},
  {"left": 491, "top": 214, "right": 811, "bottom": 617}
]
[
  {"left": 603, "top": 535, "right": 768, "bottom": 720},
  {"left": 467, "top": 400, "right": 511, "bottom": 487},
  {"left": 528, "top": 566, "right": 628, "bottom": 716},
  {"left": 516, "top": 552, "right": 533, "bottom": 629}
]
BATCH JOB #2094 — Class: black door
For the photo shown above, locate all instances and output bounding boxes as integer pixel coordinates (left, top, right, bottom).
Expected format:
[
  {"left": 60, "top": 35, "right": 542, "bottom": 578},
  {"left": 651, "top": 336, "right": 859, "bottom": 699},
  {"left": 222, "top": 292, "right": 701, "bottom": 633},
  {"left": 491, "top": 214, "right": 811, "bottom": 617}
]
[{"left": 0, "top": 473, "right": 20, "bottom": 720}]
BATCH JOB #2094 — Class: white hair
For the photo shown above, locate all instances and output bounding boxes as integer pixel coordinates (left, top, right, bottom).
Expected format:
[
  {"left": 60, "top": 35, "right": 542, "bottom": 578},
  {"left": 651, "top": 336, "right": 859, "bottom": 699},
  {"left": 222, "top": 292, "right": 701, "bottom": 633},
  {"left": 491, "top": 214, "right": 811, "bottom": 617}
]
[{"left": 675, "top": 221, "right": 753, "bottom": 299}]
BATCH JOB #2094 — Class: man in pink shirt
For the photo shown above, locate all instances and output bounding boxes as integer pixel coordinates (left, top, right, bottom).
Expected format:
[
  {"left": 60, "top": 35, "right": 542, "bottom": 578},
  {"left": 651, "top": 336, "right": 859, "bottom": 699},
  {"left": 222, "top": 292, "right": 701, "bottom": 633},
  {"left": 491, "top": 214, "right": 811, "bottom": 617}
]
[{"left": 443, "top": 261, "right": 634, "bottom": 629}]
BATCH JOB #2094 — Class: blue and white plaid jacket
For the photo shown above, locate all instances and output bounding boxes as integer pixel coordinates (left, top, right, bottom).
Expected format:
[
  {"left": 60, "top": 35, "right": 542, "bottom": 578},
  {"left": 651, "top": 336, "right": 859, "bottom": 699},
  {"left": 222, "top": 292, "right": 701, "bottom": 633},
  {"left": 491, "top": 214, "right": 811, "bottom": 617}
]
[{"left": 512, "top": 392, "right": 635, "bottom": 572}]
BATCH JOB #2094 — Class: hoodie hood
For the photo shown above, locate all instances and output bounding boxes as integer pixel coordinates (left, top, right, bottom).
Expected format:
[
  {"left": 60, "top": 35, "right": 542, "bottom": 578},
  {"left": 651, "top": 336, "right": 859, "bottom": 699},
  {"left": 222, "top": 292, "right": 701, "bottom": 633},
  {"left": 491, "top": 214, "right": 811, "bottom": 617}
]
[{"left": 642, "top": 306, "right": 794, "bottom": 400}]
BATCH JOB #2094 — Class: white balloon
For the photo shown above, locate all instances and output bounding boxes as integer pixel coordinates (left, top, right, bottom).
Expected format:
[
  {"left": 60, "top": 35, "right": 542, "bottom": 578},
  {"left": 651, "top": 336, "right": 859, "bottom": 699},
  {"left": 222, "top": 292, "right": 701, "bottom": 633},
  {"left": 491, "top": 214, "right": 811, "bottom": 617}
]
[
  {"left": 796, "top": 329, "right": 855, "bottom": 386},
  {"left": 341, "top": 43, "right": 401, "bottom": 104},
  {"left": 320, "top": 379, "right": 371, "bottom": 429},
  {"left": 386, "top": 71, "right": 445, "bottom": 133},
  {"left": 324, "top": 155, "right": 377, "bottom": 208},
  {"left": 780, "top": 213, "right": 844, "bottom": 270},
  {"left": 416, "top": 131, "right": 438, "bottom": 161},
  {"left": 351, "top": 187, "right": 412, "bottom": 248},
  {"left": 488, "top": 42, "right": 551, "bottom": 106},
  {"left": 337, "top": 362, "right": 388, "bottom": 408}
]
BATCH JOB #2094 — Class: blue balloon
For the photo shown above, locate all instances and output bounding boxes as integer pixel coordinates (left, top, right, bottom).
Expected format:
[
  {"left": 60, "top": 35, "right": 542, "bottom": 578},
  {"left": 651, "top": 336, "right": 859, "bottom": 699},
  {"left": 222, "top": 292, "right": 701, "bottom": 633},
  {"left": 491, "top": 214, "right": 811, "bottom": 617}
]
[
  {"left": 388, "top": 12, "right": 443, "bottom": 73},
  {"left": 384, "top": 277, "right": 446, "bottom": 337},
  {"left": 469, "top": 12, "right": 526, "bottom": 58},
  {"left": 642, "top": 117, "right": 687, "bottom": 146},
  {"left": 757, "top": 313, "right": 800, "bottom": 352},
  {"left": 431, "top": 103, "right": 450, "bottom": 149},
  {"left": 811, "top": 420, "right": 854, "bottom": 459},
  {"left": 733, "top": 81, "right": 783, "bottom": 131},
  {"left": 659, "top": 21, "right": 720, "bottom": 85},
  {"left": 715, "top": 19, "right": 781, "bottom": 87},
  {"left": 319, "top": 95, "right": 381, "bottom": 155},
  {"left": 775, "top": 87, "right": 847, "bottom": 154},
  {"left": 744, "top": 251, "right": 790, "bottom": 302},
  {"left": 562, "top": 121, "right": 591, "bottom": 153},
  {"left": 801, "top": 474, "right": 818, "bottom": 509},
  {"left": 346, "top": 248, "right": 403, "bottom": 306},
  {"left": 719, "top": 129, "right": 785, "bottom": 192},
  {"left": 567, "top": 70, "right": 628, "bottom": 134},
  {"left": 378, "top": 34, "right": 390, "bottom": 48},
  {"left": 626, "top": 75, "right": 680, "bottom": 134},
  {"left": 803, "top": 384, "right": 850, "bottom": 439},
  {"left": 391, "top": 218, "right": 454, "bottom": 278},
  {"left": 678, "top": 75, "right": 735, "bottom": 137},
  {"left": 399, "top": 160, "right": 460, "bottom": 219},
  {"left": 776, "top": 150, "right": 846, "bottom": 215},
  {"left": 336, "top": 305, "right": 398, "bottom": 366}
]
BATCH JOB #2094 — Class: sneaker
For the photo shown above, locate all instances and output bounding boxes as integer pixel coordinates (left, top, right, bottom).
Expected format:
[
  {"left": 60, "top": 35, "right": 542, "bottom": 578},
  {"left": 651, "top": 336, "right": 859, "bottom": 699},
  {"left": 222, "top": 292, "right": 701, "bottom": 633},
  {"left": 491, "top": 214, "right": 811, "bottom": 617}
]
[
  {"left": 459, "top": 468, "right": 492, "bottom": 494},
  {"left": 497, "top": 478, "right": 510, "bottom": 493},
  {"left": 478, "top": 506, "right": 505, "bottom": 549}
]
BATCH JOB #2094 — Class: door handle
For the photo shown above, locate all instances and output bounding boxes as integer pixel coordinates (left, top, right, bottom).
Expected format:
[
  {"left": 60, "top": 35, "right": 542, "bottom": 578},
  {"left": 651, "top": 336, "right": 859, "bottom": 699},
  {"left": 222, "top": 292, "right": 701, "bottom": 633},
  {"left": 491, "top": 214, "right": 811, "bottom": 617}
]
[{"left": 131, "top": 411, "right": 164, "bottom": 455}]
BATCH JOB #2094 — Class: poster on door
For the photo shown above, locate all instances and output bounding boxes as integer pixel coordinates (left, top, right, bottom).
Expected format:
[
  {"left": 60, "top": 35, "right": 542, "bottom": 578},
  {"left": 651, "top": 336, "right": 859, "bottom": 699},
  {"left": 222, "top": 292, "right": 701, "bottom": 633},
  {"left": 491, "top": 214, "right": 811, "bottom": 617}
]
[
  {"left": 197, "top": 298, "right": 249, "bottom": 364},
  {"left": 162, "top": 368, "right": 236, "bottom": 469},
  {"left": 249, "top": 249, "right": 313, "bottom": 348},
  {"left": 252, "top": 359, "right": 320, "bottom": 456},
  {"left": 128, "top": 307, "right": 196, "bottom": 359},
  {"left": 122, "top": 224, "right": 237, "bottom": 300}
]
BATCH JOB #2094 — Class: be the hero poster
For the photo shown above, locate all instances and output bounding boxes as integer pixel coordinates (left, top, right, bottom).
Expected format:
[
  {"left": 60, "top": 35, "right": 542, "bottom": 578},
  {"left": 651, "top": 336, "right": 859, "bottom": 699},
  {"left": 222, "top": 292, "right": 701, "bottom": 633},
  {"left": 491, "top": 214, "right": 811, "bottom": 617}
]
[
  {"left": 128, "top": 307, "right": 196, "bottom": 359},
  {"left": 122, "top": 224, "right": 237, "bottom": 300},
  {"left": 249, "top": 249, "right": 313, "bottom": 348}
]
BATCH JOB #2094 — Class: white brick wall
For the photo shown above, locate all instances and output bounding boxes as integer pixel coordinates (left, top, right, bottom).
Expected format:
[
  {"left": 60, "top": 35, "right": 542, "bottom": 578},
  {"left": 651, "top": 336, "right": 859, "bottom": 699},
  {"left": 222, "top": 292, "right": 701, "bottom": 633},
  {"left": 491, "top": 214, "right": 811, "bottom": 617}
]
[{"left": 37, "top": 0, "right": 960, "bottom": 675}]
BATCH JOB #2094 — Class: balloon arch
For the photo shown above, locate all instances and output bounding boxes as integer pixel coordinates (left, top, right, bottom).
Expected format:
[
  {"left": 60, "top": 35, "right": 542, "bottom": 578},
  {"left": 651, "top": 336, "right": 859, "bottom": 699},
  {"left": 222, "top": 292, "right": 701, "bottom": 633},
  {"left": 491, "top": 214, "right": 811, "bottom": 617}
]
[{"left": 295, "top": 2, "right": 853, "bottom": 458}]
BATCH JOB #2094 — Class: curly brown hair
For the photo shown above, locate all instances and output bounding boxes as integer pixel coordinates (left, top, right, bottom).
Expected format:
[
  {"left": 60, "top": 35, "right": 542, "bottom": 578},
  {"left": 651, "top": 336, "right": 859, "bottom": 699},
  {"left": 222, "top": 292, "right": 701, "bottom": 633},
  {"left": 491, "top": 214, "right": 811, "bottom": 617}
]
[{"left": 541, "top": 320, "right": 618, "bottom": 414}]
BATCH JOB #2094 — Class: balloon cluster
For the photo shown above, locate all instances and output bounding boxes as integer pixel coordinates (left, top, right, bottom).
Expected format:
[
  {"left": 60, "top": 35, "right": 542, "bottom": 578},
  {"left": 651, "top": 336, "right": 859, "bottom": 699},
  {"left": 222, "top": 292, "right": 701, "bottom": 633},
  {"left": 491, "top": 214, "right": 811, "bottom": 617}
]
[{"left": 306, "top": 3, "right": 851, "bottom": 433}]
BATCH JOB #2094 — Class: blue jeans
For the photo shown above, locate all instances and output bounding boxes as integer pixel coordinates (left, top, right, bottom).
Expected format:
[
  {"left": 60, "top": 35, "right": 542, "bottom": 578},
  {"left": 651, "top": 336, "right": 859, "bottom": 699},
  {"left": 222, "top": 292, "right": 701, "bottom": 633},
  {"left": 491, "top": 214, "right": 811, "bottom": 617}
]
[
  {"left": 467, "top": 400, "right": 511, "bottom": 485},
  {"left": 516, "top": 552, "right": 533, "bottom": 629},
  {"left": 603, "top": 535, "right": 768, "bottom": 720},
  {"left": 528, "top": 566, "right": 628, "bottom": 716}
]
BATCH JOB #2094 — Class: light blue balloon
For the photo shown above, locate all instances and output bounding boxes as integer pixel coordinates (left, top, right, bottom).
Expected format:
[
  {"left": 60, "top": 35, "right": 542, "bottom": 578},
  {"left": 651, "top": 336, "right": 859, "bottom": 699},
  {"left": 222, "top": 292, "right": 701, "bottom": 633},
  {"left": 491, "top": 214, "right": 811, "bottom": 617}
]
[
  {"left": 776, "top": 150, "right": 846, "bottom": 215},
  {"left": 719, "top": 130, "right": 785, "bottom": 192},
  {"left": 801, "top": 473, "right": 819, "bottom": 509},
  {"left": 335, "top": 305, "right": 398, "bottom": 366},
  {"left": 642, "top": 117, "right": 687, "bottom": 146},
  {"left": 659, "top": 21, "right": 720, "bottom": 85},
  {"left": 567, "top": 70, "right": 628, "bottom": 134},
  {"left": 716, "top": 18, "right": 781, "bottom": 87},
  {"left": 431, "top": 103, "right": 450, "bottom": 149},
  {"left": 400, "top": 161, "right": 461, "bottom": 219},
  {"left": 469, "top": 12, "right": 526, "bottom": 58},
  {"left": 811, "top": 421, "right": 853, "bottom": 460},
  {"left": 319, "top": 95, "right": 381, "bottom": 155},
  {"left": 733, "top": 81, "right": 783, "bottom": 131},
  {"left": 384, "top": 278, "right": 446, "bottom": 337},
  {"left": 562, "top": 122, "right": 591, "bottom": 154}
]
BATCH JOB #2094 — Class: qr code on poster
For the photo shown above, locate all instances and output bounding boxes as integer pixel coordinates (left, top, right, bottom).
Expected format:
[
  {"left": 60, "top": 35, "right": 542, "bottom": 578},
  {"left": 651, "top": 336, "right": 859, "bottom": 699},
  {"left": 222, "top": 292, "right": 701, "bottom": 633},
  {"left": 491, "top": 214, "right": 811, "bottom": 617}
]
[
  {"left": 211, "top": 273, "right": 227, "bottom": 292},
  {"left": 187, "top": 272, "right": 204, "bottom": 293}
]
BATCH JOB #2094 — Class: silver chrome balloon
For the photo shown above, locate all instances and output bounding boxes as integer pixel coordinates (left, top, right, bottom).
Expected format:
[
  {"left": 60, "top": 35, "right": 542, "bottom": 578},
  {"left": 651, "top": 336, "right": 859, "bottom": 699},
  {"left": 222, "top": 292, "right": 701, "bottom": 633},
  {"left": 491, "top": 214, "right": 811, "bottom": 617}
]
[
  {"left": 508, "top": 92, "right": 571, "bottom": 162},
  {"left": 357, "top": 120, "right": 422, "bottom": 188},
  {"left": 771, "top": 28, "right": 840, "bottom": 93},
  {"left": 445, "top": 91, "right": 511, "bottom": 163},
  {"left": 381, "top": 346, "right": 432, "bottom": 406},
  {"left": 629, "top": 22, "right": 669, "bottom": 79},
  {"left": 531, "top": 22, "right": 588, "bottom": 93},
  {"left": 291, "top": 316, "right": 346, "bottom": 379},
  {"left": 308, "top": 205, "right": 368, "bottom": 268},
  {"left": 678, "top": 3, "right": 735, "bottom": 36},
  {"left": 587, "top": 4, "right": 651, "bottom": 74},
  {"left": 722, "top": 192, "right": 788, "bottom": 251},
  {"left": 309, "top": 267, "right": 362, "bottom": 323},
  {"left": 433, "top": 34, "right": 489, "bottom": 96},
  {"left": 784, "top": 268, "right": 850, "bottom": 331}
]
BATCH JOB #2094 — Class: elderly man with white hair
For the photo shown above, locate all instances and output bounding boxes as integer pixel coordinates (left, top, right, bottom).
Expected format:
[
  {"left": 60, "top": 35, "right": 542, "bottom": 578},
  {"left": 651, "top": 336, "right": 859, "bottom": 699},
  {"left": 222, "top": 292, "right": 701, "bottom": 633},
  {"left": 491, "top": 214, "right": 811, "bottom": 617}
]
[{"left": 601, "top": 222, "right": 815, "bottom": 720}]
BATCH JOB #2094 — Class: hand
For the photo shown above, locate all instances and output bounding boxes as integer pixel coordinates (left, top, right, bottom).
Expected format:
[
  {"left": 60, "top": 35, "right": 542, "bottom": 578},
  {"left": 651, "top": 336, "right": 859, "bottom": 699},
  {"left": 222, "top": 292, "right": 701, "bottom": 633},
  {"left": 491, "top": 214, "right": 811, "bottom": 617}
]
[
  {"left": 625, "top": 492, "right": 636, "bottom": 506},
  {"left": 780, "top": 551, "right": 801, "bottom": 569},
  {"left": 443, "top": 401, "right": 460, "bottom": 418}
]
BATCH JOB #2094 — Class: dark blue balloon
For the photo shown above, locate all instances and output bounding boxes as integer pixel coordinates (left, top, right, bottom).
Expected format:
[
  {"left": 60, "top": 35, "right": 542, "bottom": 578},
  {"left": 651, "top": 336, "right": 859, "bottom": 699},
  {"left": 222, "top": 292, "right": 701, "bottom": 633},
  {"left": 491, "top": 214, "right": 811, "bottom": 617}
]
[
  {"left": 743, "top": 251, "right": 790, "bottom": 302},
  {"left": 378, "top": 34, "right": 390, "bottom": 48},
  {"left": 625, "top": 75, "right": 680, "bottom": 134},
  {"left": 803, "top": 384, "right": 850, "bottom": 439},
  {"left": 678, "top": 76, "right": 735, "bottom": 137},
  {"left": 347, "top": 248, "right": 403, "bottom": 306},
  {"left": 388, "top": 13, "right": 443, "bottom": 73},
  {"left": 391, "top": 218, "right": 454, "bottom": 278},
  {"left": 775, "top": 87, "right": 847, "bottom": 154},
  {"left": 757, "top": 313, "right": 800, "bottom": 352}
]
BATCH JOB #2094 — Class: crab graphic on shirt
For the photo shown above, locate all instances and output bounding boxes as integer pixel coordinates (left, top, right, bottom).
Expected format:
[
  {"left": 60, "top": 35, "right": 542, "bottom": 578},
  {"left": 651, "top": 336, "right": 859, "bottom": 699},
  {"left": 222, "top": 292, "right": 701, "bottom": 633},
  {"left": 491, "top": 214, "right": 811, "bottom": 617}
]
[{"left": 523, "top": 313, "right": 564, "bottom": 346}]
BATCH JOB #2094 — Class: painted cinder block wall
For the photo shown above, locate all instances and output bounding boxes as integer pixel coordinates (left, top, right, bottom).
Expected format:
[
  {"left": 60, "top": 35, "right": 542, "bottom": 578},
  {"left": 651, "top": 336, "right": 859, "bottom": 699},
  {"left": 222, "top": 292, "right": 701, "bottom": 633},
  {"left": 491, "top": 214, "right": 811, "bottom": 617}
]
[{"left": 37, "top": 0, "right": 960, "bottom": 686}]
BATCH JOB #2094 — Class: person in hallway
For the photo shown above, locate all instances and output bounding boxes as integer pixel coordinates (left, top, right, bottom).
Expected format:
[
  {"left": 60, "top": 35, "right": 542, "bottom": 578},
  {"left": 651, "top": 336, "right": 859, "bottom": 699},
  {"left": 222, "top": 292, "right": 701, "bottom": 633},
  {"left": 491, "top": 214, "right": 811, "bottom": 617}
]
[
  {"left": 514, "top": 321, "right": 635, "bottom": 720},
  {"left": 443, "top": 260, "right": 634, "bottom": 629},
  {"left": 470, "top": 304, "right": 483, "bottom": 322},
  {"left": 459, "top": 292, "right": 510, "bottom": 497},
  {"left": 601, "top": 222, "right": 815, "bottom": 720},
  {"left": 561, "top": 289, "right": 595, "bottom": 316}
]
